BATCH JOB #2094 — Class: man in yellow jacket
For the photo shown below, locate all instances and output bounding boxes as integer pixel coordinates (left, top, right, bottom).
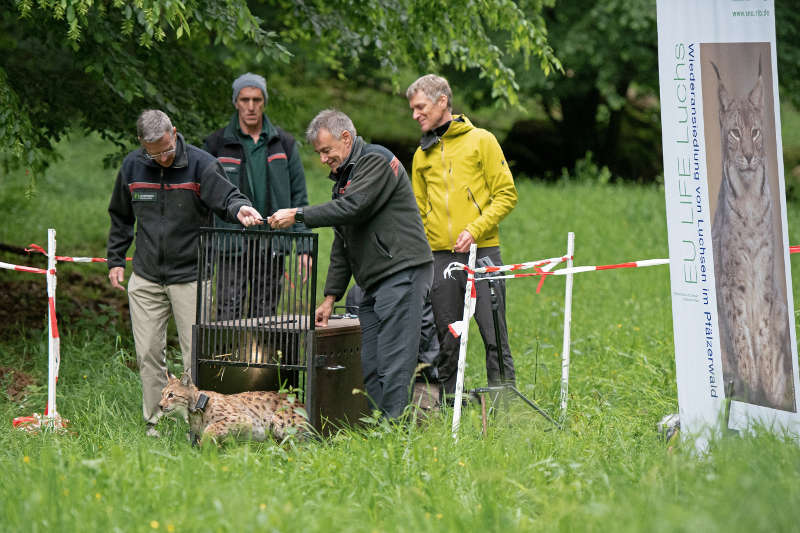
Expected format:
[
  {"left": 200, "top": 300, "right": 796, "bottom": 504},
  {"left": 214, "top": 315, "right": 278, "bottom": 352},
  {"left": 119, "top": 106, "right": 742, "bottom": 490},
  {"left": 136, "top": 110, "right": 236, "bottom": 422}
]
[{"left": 406, "top": 74, "right": 518, "bottom": 398}]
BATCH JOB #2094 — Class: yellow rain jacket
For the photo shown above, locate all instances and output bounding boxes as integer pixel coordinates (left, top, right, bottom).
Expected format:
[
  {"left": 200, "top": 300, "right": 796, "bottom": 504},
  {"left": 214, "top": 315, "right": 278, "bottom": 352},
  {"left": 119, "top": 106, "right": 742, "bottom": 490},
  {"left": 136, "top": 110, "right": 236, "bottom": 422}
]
[{"left": 411, "top": 115, "right": 517, "bottom": 251}]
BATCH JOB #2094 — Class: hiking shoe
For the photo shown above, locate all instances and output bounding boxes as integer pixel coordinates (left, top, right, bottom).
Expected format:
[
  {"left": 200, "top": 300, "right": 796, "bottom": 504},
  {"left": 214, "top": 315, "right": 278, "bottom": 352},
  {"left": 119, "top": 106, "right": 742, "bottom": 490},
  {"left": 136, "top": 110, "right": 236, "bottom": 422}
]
[{"left": 145, "top": 423, "right": 160, "bottom": 438}]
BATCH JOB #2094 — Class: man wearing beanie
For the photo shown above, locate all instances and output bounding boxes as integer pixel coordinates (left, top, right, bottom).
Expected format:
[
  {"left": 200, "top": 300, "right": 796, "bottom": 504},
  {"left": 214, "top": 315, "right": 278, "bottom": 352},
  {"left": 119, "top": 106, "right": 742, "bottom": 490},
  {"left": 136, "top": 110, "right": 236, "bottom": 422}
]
[{"left": 204, "top": 73, "right": 311, "bottom": 319}]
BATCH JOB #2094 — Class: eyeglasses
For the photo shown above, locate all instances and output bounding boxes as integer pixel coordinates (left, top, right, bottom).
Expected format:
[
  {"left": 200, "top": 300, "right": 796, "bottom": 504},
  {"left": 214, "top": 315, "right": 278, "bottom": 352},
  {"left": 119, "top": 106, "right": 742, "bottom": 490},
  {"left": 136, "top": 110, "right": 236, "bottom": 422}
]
[
  {"left": 144, "top": 146, "right": 176, "bottom": 160},
  {"left": 143, "top": 133, "right": 177, "bottom": 160}
]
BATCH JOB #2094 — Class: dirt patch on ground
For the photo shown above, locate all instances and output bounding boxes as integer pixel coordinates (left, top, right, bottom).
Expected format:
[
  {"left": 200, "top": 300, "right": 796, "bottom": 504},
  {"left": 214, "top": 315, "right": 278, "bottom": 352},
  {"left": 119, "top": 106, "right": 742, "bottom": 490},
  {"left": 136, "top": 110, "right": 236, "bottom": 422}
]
[
  {"left": 0, "top": 278, "right": 49, "bottom": 335},
  {"left": 0, "top": 365, "right": 37, "bottom": 400}
]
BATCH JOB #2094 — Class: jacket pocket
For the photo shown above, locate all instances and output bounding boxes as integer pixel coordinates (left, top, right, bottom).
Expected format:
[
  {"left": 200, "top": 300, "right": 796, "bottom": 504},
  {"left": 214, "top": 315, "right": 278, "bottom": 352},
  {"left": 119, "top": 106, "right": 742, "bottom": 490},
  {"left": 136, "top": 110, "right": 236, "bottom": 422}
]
[
  {"left": 217, "top": 157, "right": 242, "bottom": 187},
  {"left": 372, "top": 232, "right": 393, "bottom": 259},
  {"left": 466, "top": 187, "right": 483, "bottom": 215}
]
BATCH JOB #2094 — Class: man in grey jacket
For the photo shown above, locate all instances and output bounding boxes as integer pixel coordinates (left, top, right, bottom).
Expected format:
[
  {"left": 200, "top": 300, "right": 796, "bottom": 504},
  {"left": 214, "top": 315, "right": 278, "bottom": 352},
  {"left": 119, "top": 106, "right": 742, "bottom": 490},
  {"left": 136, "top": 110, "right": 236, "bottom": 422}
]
[{"left": 268, "top": 109, "right": 433, "bottom": 418}]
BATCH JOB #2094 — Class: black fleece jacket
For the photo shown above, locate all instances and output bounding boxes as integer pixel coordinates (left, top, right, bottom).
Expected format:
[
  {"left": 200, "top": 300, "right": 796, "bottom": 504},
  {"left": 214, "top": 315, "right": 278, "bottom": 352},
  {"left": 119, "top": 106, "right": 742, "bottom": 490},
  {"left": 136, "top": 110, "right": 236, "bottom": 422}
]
[
  {"left": 107, "top": 133, "right": 251, "bottom": 284},
  {"left": 303, "top": 136, "right": 432, "bottom": 296}
]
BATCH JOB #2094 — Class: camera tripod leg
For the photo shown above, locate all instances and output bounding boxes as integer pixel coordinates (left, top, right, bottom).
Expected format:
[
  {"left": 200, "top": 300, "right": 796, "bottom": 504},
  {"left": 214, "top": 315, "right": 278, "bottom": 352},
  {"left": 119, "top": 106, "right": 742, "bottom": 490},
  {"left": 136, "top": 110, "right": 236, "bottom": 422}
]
[
  {"left": 480, "top": 394, "right": 488, "bottom": 436},
  {"left": 509, "top": 385, "right": 562, "bottom": 429},
  {"left": 469, "top": 256, "right": 562, "bottom": 432}
]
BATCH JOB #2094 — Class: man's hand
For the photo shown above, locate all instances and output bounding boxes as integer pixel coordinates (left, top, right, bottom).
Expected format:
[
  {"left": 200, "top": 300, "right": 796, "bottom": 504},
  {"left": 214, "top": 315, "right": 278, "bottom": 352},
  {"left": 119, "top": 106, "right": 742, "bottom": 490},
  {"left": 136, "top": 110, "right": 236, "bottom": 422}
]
[
  {"left": 237, "top": 205, "right": 264, "bottom": 227},
  {"left": 109, "top": 266, "right": 126, "bottom": 291},
  {"left": 298, "top": 253, "right": 313, "bottom": 283},
  {"left": 453, "top": 230, "right": 476, "bottom": 253},
  {"left": 267, "top": 208, "right": 297, "bottom": 229},
  {"left": 315, "top": 295, "right": 336, "bottom": 327}
]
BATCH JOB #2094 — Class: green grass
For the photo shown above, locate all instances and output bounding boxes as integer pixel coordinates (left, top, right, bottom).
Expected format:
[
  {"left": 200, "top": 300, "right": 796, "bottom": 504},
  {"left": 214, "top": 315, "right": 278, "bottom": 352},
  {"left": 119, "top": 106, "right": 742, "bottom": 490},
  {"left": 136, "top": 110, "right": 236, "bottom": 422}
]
[{"left": 2, "top": 132, "right": 800, "bottom": 532}]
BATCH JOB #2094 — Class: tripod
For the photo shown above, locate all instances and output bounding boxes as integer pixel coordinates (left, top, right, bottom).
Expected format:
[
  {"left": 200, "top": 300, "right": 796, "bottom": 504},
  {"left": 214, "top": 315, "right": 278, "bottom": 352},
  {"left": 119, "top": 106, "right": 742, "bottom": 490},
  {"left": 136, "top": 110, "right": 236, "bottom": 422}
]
[{"left": 469, "top": 257, "right": 562, "bottom": 432}]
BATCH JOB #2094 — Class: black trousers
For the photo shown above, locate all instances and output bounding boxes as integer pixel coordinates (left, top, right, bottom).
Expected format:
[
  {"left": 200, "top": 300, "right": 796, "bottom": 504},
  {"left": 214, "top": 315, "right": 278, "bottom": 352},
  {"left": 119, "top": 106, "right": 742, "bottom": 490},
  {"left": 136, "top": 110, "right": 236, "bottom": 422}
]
[
  {"left": 358, "top": 262, "right": 433, "bottom": 418},
  {"left": 431, "top": 247, "right": 515, "bottom": 395}
]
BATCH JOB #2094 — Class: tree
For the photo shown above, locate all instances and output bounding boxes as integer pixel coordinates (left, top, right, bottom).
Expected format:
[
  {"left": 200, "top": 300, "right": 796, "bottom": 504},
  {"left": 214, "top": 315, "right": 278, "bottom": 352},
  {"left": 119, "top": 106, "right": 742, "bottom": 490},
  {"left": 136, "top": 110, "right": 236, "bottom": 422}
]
[
  {"left": 501, "top": 0, "right": 800, "bottom": 182},
  {"left": 0, "top": 0, "right": 560, "bottom": 186},
  {"left": 500, "top": 0, "right": 660, "bottom": 181},
  {"left": 776, "top": 0, "right": 800, "bottom": 110}
]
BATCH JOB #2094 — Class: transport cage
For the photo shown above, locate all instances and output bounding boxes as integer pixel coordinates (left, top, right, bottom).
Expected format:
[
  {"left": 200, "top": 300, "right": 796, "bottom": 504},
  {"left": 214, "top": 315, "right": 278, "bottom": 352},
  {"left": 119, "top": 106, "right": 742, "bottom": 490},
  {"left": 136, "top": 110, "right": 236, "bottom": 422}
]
[{"left": 191, "top": 227, "right": 369, "bottom": 432}]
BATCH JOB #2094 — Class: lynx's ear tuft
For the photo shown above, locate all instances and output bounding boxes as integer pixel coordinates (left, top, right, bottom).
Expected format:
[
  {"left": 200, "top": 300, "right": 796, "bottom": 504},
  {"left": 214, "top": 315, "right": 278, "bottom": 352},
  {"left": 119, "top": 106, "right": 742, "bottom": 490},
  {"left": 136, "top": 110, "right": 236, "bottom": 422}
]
[
  {"left": 748, "top": 75, "right": 764, "bottom": 108},
  {"left": 180, "top": 371, "right": 193, "bottom": 387},
  {"left": 709, "top": 61, "right": 733, "bottom": 114},
  {"left": 166, "top": 369, "right": 177, "bottom": 382}
]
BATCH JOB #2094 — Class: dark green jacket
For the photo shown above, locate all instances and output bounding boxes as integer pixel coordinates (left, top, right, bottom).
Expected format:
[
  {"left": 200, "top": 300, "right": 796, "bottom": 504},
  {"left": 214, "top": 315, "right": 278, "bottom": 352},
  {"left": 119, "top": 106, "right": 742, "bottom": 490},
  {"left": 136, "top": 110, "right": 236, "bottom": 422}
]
[
  {"left": 204, "top": 113, "right": 309, "bottom": 237},
  {"left": 304, "top": 136, "right": 432, "bottom": 296}
]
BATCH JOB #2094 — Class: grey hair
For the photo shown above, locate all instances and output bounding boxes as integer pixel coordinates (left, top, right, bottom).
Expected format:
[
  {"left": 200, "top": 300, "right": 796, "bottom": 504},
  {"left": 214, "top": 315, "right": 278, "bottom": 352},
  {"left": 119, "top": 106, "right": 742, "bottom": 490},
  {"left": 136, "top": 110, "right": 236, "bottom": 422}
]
[
  {"left": 406, "top": 74, "right": 452, "bottom": 112},
  {"left": 137, "top": 110, "right": 173, "bottom": 143},
  {"left": 306, "top": 109, "right": 356, "bottom": 143}
]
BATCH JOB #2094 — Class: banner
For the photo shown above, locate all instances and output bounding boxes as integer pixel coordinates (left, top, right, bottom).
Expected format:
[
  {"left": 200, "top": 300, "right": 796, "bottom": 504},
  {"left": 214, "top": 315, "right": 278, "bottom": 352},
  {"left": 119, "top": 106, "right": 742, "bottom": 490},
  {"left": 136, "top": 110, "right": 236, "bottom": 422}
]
[{"left": 657, "top": 0, "right": 800, "bottom": 443}]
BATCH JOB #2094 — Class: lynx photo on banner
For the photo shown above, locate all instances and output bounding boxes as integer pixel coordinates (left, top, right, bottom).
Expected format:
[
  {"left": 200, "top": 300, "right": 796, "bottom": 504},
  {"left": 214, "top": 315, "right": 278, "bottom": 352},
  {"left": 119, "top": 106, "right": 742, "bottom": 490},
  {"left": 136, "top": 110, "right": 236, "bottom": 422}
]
[{"left": 656, "top": 0, "right": 800, "bottom": 441}]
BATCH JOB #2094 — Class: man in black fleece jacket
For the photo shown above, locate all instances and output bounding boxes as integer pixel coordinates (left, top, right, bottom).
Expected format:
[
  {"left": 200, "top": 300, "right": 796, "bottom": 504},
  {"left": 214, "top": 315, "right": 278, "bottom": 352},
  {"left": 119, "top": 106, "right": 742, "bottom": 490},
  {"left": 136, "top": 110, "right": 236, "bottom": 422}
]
[
  {"left": 107, "top": 109, "right": 262, "bottom": 436},
  {"left": 268, "top": 109, "right": 433, "bottom": 418}
]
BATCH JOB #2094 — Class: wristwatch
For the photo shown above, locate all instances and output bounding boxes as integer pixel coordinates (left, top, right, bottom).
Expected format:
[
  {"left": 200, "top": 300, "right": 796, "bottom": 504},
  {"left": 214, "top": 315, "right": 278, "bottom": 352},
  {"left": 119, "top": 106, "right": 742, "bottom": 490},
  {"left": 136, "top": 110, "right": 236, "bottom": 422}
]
[{"left": 295, "top": 207, "right": 304, "bottom": 223}]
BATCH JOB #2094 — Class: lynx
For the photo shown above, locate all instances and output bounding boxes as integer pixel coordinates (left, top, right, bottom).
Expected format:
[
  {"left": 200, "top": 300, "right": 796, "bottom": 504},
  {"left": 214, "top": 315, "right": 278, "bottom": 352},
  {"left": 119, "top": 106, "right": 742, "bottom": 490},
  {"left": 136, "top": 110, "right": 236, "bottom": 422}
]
[
  {"left": 158, "top": 371, "right": 309, "bottom": 445},
  {"left": 710, "top": 59, "right": 795, "bottom": 411}
]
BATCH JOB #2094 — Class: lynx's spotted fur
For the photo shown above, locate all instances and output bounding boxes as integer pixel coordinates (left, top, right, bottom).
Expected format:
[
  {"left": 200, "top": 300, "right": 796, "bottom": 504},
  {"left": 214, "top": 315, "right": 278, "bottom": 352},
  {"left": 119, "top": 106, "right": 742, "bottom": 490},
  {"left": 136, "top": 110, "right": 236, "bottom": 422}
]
[
  {"left": 158, "top": 372, "right": 309, "bottom": 445},
  {"left": 710, "top": 58, "right": 795, "bottom": 411}
]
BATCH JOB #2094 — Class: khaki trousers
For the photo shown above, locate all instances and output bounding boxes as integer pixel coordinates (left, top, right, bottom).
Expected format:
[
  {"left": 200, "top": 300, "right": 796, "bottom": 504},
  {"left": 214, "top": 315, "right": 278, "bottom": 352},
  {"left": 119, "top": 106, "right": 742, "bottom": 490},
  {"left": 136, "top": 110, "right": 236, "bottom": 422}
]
[{"left": 128, "top": 272, "right": 197, "bottom": 424}]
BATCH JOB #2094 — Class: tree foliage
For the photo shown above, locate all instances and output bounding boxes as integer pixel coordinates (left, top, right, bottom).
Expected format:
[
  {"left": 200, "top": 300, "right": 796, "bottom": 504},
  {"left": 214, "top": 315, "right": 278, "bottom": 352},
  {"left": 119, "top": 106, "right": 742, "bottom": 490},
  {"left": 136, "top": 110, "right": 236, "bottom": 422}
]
[
  {"left": 776, "top": 0, "right": 800, "bottom": 110},
  {"left": 501, "top": 0, "right": 660, "bottom": 181},
  {"left": 502, "top": 0, "right": 800, "bottom": 182},
  {"left": 0, "top": 0, "right": 560, "bottom": 185}
]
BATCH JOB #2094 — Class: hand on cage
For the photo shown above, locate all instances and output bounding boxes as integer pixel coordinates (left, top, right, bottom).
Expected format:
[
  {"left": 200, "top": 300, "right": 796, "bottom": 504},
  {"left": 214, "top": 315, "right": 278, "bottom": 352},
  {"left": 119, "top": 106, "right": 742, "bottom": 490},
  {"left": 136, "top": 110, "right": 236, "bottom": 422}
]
[
  {"left": 237, "top": 206, "right": 264, "bottom": 227},
  {"left": 315, "top": 295, "right": 335, "bottom": 327},
  {"left": 267, "top": 208, "right": 297, "bottom": 229}
]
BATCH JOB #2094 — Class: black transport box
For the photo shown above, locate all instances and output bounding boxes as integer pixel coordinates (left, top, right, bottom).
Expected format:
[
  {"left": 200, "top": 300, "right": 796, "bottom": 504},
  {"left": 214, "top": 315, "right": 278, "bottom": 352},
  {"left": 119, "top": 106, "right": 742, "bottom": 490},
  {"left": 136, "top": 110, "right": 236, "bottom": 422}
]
[{"left": 191, "top": 228, "right": 368, "bottom": 433}]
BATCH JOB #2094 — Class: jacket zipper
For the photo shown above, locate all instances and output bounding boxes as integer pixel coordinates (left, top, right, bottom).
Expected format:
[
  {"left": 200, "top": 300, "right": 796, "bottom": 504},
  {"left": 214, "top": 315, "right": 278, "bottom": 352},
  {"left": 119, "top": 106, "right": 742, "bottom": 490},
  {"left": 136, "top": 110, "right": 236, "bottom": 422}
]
[
  {"left": 158, "top": 167, "right": 166, "bottom": 283},
  {"left": 440, "top": 140, "right": 454, "bottom": 250}
]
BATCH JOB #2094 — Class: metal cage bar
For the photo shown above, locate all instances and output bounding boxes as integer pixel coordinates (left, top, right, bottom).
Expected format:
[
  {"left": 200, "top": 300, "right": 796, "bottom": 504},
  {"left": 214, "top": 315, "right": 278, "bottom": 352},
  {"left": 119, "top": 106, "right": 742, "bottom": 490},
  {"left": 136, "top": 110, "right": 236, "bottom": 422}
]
[{"left": 194, "top": 228, "right": 318, "bottom": 395}]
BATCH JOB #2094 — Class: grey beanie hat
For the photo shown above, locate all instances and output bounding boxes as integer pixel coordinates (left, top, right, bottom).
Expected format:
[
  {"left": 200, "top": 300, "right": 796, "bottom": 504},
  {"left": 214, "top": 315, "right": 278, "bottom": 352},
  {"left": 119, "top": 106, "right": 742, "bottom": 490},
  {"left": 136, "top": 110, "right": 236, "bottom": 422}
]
[{"left": 232, "top": 73, "right": 268, "bottom": 106}]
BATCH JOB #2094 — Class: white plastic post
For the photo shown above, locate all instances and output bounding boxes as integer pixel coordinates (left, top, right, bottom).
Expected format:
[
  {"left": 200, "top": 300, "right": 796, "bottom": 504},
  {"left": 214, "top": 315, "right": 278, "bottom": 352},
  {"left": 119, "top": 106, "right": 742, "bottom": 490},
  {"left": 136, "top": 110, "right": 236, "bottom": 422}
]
[
  {"left": 559, "top": 232, "right": 575, "bottom": 421},
  {"left": 46, "top": 229, "right": 59, "bottom": 420},
  {"left": 451, "top": 244, "right": 478, "bottom": 439}
]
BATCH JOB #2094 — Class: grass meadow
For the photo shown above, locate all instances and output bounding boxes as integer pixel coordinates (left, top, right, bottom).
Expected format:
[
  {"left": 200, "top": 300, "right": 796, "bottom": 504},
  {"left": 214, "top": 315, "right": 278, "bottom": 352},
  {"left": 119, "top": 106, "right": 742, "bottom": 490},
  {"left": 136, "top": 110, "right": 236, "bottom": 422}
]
[{"left": 1, "top": 131, "right": 800, "bottom": 532}]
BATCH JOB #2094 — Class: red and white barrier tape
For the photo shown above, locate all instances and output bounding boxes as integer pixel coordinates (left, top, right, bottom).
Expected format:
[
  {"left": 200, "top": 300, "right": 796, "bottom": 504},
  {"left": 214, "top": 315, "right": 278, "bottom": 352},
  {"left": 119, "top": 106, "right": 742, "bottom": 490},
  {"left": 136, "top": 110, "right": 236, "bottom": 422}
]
[
  {"left": 447, "top": 244, "right": 800, "bottom": 284},
  {"left": 0, "top": 261, "right": 49, "bottom": 275},
  {"left": 11, "top": 242, "right": 799, "bottom": 269},
  {"left": 444, "top": 254, "right": 570, "bottom": 294},
  {"left": 443, "top": 254, "right": 570, "bottom": 278},
  {"left": 25, "top": 243, "right": 131, "bottom": 263},
  {"left": 444, "top": 256, "right": 668, "bottom": 337},
  {"left": 446, "top": 257, "right": 679, "bottom": 295}
]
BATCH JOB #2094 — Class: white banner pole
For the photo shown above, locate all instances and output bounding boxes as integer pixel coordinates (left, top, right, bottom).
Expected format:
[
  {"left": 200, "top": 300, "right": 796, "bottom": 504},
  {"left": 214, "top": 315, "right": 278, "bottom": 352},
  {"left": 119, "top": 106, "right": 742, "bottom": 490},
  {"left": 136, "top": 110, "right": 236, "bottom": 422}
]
[
  {"left": 451, "top": 244, "right": 477, "bottom": 439},
  {"left": 46, "top": 228, "right": 58, "bottom": 420},
  {"left": 559, "top": 232, "right": 575, "bottom": 421}
]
